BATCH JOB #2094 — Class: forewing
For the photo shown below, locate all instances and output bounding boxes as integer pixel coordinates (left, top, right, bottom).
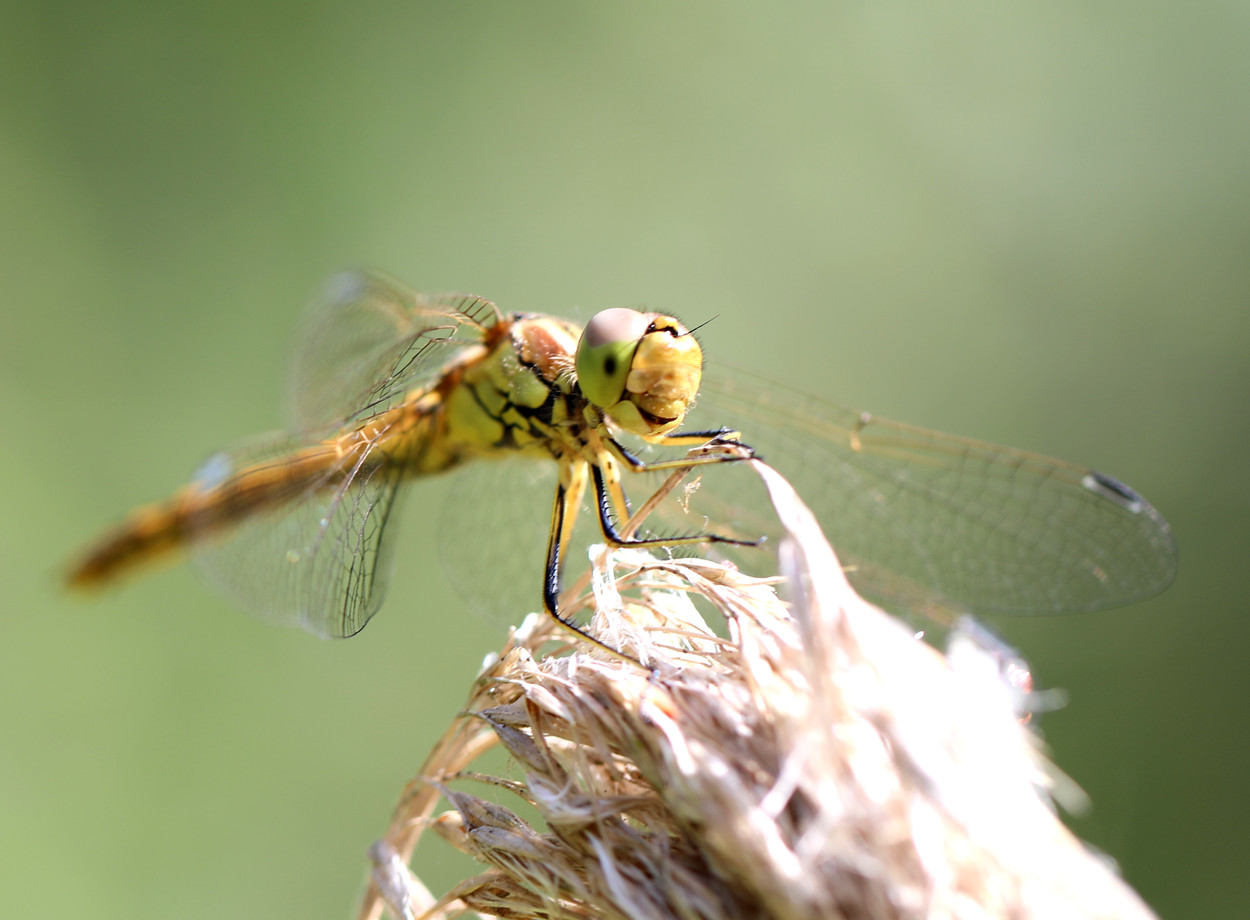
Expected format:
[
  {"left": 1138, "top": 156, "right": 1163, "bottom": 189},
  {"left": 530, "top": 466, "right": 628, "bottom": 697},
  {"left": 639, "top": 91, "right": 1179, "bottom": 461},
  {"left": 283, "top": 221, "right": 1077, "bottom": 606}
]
[
  {"left": 682, "top": 365, "right": 1178, "bottom": 617},
  {"left": 189, "top": 432, "right": 406, "bottom": 638},
  {"left": 286, "top": 270, "right": 501, "bottom": 432}
]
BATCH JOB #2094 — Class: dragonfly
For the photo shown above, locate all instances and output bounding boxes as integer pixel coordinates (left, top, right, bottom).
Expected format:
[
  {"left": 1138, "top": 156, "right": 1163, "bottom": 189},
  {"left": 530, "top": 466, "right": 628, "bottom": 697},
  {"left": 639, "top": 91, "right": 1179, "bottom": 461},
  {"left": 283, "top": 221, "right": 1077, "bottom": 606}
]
[{"left": 67, "top": 271, "right": 1178, "bottom": 641}]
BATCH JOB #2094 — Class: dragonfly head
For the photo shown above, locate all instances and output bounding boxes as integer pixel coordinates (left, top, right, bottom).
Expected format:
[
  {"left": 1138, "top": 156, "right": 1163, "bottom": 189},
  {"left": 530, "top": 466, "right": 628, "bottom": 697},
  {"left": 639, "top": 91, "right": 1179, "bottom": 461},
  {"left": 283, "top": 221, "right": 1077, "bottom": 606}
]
[{"left": 576, "top": 308, "right": 702, "bottom": 437}]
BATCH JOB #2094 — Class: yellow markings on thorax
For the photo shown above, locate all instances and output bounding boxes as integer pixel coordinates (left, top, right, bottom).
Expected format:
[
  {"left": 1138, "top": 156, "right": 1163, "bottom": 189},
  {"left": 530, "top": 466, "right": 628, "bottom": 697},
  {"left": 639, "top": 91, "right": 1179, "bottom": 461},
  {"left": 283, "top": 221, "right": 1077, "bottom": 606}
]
[{"left": 441, "top": 314, "right": 582, "bottom": 460}]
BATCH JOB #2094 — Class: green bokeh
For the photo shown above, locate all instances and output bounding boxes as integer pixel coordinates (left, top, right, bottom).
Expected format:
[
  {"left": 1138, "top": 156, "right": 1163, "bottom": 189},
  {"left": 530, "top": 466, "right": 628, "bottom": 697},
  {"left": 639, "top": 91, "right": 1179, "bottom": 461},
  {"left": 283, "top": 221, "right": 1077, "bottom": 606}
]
[{"left": 3, "top": 3, "right": 1247, "bottom": 917}]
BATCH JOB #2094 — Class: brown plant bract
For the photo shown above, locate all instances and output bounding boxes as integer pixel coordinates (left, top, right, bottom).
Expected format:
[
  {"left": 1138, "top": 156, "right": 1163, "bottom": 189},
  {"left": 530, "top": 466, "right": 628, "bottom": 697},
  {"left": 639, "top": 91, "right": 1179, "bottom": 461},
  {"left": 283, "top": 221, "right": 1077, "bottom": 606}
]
[{"left": 356, "top": 462, "right": 1157, "bottom": 920}]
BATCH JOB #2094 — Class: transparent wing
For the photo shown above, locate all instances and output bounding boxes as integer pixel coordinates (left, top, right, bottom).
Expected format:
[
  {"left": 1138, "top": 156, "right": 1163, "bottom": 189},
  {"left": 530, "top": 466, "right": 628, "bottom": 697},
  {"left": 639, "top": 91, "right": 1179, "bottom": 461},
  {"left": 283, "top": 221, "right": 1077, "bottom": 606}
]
[
  {"left": 189, "top": 432, "right": 407, "bottom": 638},
  {"left": 670, "top": 364, "right": 1178, "bottom": 619},
  {"left": 286, "top": 270, "right": 501, "bottom": 432},
  {"left": 438, "top": 455, "right": 556, "bottom": 622}
]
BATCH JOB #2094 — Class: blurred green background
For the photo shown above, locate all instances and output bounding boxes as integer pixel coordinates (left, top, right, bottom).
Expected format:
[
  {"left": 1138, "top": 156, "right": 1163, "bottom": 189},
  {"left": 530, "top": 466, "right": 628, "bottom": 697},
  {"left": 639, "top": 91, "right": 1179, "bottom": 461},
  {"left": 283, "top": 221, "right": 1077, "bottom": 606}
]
[{"left": 2, "top": 3, "right": 1246, "bottom": 917}]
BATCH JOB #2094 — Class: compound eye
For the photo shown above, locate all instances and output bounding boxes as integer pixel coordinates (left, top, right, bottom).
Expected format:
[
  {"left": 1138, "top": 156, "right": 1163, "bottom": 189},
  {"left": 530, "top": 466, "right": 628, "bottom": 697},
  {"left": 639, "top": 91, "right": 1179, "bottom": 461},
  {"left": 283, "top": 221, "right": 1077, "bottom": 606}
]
[{"left": 575, "top": 308, "right": 650, "bottom": 408}]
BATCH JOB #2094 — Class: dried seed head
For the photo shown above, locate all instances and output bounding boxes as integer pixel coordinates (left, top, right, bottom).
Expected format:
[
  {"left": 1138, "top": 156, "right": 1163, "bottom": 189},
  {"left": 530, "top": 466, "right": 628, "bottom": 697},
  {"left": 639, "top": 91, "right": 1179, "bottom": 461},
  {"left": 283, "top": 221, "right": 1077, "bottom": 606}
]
[{"left": 357, "top": 462, "right": 1158, "bottom": 920}]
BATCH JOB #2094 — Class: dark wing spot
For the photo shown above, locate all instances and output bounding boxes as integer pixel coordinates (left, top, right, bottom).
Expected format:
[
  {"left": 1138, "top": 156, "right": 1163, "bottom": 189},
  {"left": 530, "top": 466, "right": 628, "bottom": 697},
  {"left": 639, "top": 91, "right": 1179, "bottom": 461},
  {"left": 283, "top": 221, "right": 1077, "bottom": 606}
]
[{"left": 1082, "top": 471, "right": 1146, "bottom": 514}]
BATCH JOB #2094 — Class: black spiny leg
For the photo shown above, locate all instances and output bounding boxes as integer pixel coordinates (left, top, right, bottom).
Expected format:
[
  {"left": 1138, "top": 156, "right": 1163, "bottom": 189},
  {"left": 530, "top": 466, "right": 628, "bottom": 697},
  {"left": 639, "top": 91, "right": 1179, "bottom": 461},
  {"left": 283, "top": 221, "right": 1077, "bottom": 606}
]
[
  {"left": 541, "top": 480, "right": 568, "bottom": 625},
  {"left": 591, "top": 464, "right": 759, "bottom": 552},
  {"left": 603, "top": 430, "right": 756, "bottom": 476},
  {"left": 542, "top": 465, "right": 630, "bottom": 656},
  {"left": 540, "top": 432, "right": 759, "bottom": 659}
]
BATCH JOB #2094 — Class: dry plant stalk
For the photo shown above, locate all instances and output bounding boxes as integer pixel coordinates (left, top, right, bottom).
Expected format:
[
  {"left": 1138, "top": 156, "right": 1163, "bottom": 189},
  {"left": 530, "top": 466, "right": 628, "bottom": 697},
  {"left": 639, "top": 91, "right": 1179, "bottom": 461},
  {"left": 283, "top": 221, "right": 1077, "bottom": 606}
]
[{"left": 356, "top": 462, "right": 1158, "bottom": 920}]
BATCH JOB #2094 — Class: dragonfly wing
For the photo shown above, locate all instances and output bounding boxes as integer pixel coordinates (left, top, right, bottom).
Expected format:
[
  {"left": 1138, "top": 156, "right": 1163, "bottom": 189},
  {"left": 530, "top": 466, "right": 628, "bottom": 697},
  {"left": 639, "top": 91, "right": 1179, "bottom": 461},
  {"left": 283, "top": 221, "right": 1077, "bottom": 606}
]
[
  {"left": 189, "top": 432, "right": 406, "bottom": 638},
  {"left": 286, "top": 270, "right": 502, "bottom": 432},
  {"left": 687, "top": 365, "right": 1177, "bottom": 617},
  {"left": 437, "top": 454, "right": 556, "bottom": 623}
]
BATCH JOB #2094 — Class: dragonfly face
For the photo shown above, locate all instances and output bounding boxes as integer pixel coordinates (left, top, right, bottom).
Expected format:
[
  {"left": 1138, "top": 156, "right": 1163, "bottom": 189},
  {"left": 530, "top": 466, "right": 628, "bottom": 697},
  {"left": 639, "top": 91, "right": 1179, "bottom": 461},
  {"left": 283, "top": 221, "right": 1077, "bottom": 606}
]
[
  {"left": 575, "top": 308, "right": 703, "bottom": 437},
  {"left": 67, "top": 271, "right": 1177, "bottom": 642}
]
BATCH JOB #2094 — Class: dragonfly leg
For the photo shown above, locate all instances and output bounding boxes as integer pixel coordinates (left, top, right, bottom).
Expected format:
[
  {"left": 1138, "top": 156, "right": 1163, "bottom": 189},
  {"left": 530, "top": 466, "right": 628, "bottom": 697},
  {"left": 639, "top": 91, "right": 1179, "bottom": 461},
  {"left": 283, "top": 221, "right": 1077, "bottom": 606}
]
[
  {"left": 542, "top": 457, "right": 587, "bottom": 617},
  {"left": 542, "top": 488, "right": 564, "bottom": 622},
  {"left": 602, "top": 429, "right": 756, "bottom": 476},
  {"left": 653, "top": 426, "right": 744, "bottom": 445},
  {"left": 541, "top": 439, "right": 758, "bottom": 658},
  {"left": 542, "top": 460, "right": 634, "bottom": 657},
  {"left": 591, "top": 463, "right": 759, "bottom": 552}
]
